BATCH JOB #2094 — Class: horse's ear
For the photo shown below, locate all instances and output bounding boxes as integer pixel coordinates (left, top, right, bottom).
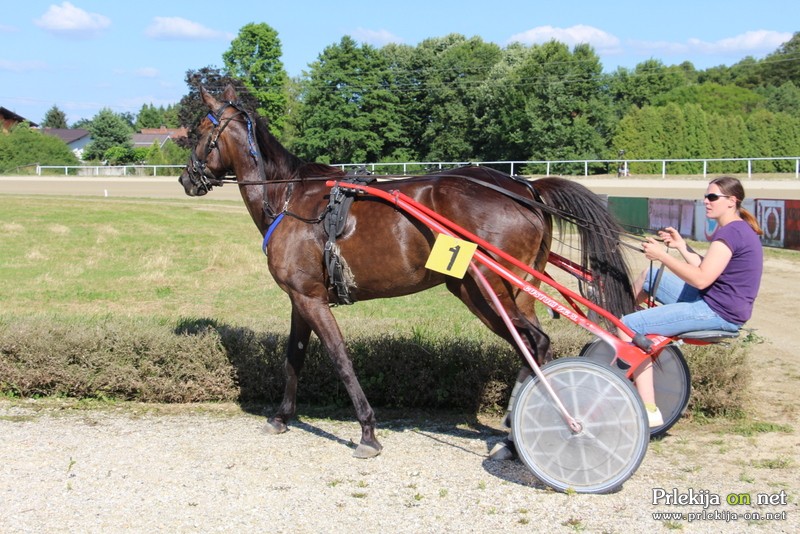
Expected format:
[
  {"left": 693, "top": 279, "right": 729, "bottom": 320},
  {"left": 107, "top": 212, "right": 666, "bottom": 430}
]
[
  {"left": 222, "top": 84, "right": 238, "bottom": 102},
  {"left": 200, "top": 85, "right": 221, "bottom": 111}
]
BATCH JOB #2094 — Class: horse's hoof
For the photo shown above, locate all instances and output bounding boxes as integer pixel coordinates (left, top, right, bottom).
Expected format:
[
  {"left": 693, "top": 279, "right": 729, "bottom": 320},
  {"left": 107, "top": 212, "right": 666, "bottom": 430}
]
[
  {"left": 262, "top": 418, "right": 287, "bottom": 435},
  {"left": 352, "top": 443, "right": 382, "bottom": 459},
  {"left": 488, "top": 438, "right": 516, "bottom": 461}
]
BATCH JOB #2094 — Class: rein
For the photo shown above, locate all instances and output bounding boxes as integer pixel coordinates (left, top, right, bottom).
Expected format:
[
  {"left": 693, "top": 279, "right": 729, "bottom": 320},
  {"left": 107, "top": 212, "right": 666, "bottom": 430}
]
[{"left": 215, "top": 169, "right": 655, "bottom": 253}]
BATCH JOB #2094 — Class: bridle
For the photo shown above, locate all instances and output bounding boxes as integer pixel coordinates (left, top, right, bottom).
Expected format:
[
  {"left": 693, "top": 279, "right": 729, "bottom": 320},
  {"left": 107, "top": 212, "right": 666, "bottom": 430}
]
[
  {"left": 184, "top": 101, "right": 255, "bottom": 194},
  {"left": 183, "top": 99, "right": 308, "bottom": 233}
]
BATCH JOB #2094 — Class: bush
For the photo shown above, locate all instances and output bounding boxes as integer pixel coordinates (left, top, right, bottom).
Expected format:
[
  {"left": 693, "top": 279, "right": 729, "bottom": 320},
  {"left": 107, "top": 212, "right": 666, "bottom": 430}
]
[
  {"left": 0, "top": 314, "right": 752, "bottom": 417},
  {"left": 683, "top": 337, "right": 753, "bottom": 417}
]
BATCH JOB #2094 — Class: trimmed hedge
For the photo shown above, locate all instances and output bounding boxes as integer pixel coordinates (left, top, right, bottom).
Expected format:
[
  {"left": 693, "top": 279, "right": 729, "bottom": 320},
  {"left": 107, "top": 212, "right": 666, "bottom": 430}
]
[{"left": 0, "top": 315, "right": 752, "bottom": 416}]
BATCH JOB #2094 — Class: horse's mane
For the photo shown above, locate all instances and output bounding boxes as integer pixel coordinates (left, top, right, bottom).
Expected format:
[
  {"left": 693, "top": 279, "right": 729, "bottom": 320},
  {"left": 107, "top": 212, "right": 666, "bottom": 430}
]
[{"left": 254, "top": 115, "right": 345, "bottom": 181}]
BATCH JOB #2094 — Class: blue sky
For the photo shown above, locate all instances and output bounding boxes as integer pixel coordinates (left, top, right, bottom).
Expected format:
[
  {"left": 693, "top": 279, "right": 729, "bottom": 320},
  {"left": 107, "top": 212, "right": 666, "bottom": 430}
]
[{"left": 1, "top": 1, "right": 796, "bottom": 125}]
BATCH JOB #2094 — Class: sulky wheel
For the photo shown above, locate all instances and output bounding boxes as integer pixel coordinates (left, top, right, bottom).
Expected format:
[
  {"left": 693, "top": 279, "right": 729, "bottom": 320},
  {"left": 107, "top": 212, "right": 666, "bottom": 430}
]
[
  {"left": 579, "top": 338, "right": 691, "bottom": 438},
  {"left": 511, "top": 358, "right": 649, "bottom": 494}
]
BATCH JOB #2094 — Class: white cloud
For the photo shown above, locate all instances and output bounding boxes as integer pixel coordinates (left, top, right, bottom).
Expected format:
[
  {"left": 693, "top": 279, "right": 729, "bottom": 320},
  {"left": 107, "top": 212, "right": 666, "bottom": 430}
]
[
  {"left": 136, "top": 67, "right": 160, "bottom": 78},
  {"left": 507, "top": 25, "right": 622, "bottom": 55},
  {"left": 34, "top": 2, "right": 110, "bottom": 38},
  {"left": 351, "top": 27, "right": 404, "bottom": 46},
  {"left": 631, "top": 30, "right": 792, "bottom": 58},
  {"left": 145, "top": 17, "right": 230, "bottom": 40},
  {"left": 692, "top": 30, "right": 791, "bottom": 54},
  {"left": 0, "top": 23, "right": 19, "bottom": 33}
]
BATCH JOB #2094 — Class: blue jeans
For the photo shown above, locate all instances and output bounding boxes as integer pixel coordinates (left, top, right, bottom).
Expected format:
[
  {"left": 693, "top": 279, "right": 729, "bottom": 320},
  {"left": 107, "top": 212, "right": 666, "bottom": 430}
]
[{"left": 621, "top": 267, "right": 741, "bottom": 336}]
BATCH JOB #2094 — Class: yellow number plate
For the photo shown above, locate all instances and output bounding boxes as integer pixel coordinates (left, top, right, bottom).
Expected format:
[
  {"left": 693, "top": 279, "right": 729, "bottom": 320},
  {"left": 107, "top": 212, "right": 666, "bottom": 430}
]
[{"left": 425, "top": 234, "right": 477, "bottom": 278}]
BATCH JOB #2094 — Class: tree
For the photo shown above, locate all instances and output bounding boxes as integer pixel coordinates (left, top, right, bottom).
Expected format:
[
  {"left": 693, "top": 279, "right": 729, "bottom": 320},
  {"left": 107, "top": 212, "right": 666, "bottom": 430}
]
[
  {"left": 71, "top": 117, "right": 93, "bottom": 129},
  {"left": 377, "top": 42, "right": 422, "bottom": 161},
  {"left": 759, "top": 32, "right": 800, "bottom": 88},
  {"left": 652, "top": 83, "right": 763, "bottom": 117},
  {"left": 471, "top": 43, "right": 533, "bottom": 162},
  {"left": 41, "top": 105, "right": 68, "bottom": 129},
  {"left": 295, "top": 36, "right": 402, "bottom": 163},
  {"left": 761, "top": 81, "right": 800, "bottom": 116},
  {"left": 82, "top": 108, "right": 133, "bottom": 162},
  {"left": 414, "top": 35, "right": 502, "bottom": 161},
  {"left": 223, "top": 23, "right": 289, "bottom": 137},
  {"left": 135, "top": 104, "right": 164, "bottom": 130},
  {"left": 491, "top": 41, "right": 614, "bottom": 168},
  {"left": 608, "top": 59, "right": 688, "bottom": 113},
  {"left": 161, "top": 104, "right": 181, "bottom": 128},
  {"left": 0, "top": 123, "right": 78, "bottom": 173}
]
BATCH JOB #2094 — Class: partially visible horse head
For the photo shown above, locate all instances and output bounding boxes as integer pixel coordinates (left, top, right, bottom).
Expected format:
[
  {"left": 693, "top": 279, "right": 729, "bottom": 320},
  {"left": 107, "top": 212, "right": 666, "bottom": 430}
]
[{"left": 179, "top": 84, "right": 253, "bottom": 196}]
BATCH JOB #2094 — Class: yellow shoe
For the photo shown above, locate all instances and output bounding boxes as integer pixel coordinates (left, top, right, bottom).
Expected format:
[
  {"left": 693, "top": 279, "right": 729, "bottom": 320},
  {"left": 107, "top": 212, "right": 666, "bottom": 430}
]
[{"left": 646, "top": 405, "right": 664, "bottom": 428}]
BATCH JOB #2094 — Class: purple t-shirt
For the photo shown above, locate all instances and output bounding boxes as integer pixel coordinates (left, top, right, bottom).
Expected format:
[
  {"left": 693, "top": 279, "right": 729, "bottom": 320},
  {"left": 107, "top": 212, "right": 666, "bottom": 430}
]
[{"left": 701, "top": 220, "right": 763, "bottom": 324}]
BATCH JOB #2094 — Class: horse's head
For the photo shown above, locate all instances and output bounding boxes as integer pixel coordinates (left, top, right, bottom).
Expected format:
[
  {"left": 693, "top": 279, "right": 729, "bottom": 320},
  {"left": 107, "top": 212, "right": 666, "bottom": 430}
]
[{"left": 179, "top": 85, "right": 253, "bottom": 196}]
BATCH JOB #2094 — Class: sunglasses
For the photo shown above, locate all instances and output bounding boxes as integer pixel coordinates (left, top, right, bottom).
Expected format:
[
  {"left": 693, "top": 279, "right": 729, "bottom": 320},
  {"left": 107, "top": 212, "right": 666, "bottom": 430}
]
[{"left": 703, "top": 193, "right": 731, "bottom": 202}]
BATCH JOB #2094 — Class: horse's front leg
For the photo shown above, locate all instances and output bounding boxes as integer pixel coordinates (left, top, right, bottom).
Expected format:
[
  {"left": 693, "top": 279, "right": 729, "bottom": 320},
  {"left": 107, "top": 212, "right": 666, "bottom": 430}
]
[
  {"left": 292, "top": 293, "right": 382, "bottom": 458},
  {"left": 264, "top": 305, "right": 311, "bottom": 435}
]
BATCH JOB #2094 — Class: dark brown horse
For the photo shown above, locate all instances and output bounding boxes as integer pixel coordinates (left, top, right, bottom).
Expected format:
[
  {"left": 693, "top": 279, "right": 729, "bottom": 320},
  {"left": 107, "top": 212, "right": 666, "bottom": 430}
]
[{"left": 179, "top": 85, "right": 634, "bottom": 458}]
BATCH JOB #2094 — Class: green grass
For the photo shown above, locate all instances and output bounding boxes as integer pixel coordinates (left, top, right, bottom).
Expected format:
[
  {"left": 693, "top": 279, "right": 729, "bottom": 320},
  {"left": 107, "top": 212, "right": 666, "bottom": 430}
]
[
  {"left": 0, "top": 195, "right": 528, "bottom": 406},
  {"left": 0, "top": 195, "right": 502, "bottom": 340}
]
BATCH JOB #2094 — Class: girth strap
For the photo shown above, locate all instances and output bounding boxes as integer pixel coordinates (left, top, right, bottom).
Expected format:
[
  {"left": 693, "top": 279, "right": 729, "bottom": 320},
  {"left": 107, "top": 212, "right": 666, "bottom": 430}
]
[{"left": 323, "top": 173, "right": 376, "bottom": 305}]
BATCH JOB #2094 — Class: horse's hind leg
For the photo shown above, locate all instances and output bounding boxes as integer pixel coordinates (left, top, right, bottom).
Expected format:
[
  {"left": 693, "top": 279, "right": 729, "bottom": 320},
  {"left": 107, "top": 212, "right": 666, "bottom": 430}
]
[
  {"left": 264, "top": 305, "right": 312, "bottom": 435},
  {"left": 448, "top": 272, "right": 552, "bottom": 364}
]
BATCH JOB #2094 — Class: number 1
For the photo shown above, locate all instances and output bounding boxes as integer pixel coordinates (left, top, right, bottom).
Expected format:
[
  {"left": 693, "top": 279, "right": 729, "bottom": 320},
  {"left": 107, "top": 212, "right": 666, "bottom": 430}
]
[{"left": 447, "top": 245, "right": 461, "bottom": 271}]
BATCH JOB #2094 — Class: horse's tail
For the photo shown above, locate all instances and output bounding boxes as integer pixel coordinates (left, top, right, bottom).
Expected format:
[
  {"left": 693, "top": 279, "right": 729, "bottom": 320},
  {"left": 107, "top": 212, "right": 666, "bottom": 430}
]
[{"left": 533, "top": 177, "right": 636, "bottom": 319}]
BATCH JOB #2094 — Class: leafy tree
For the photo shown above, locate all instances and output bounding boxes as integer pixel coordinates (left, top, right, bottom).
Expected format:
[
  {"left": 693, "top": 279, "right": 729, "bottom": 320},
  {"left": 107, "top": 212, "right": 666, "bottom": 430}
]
[
  {"left": 746, "top": 109, "right": 800, "bottom": 172},
  {"left": 103, "top": 146, "right": 134, "bottom": 165},
  {"left": 613, "top": 105, "right": 666, "bottom": 174},
  {"left": 377, "top": 42, "right": 422, "bottom": 161},
  {"left": 135, "top": 104, "right": 164, "bottom": 130},
  {"left": 652, "top": 83, "right": 763, "bottom": 116},
  {"left": 608, "top": 59, "right": 688, "bottom": 114},
  {"left": 707, "top": 113, "right": 750, "bottom": 173},
  {"left": 759, "top": 32, "right": 800, "bottom": 88},
  {"left": 71, "top": 117, "right": 93, "bottom": 129},
  {"left": 493, "top": 41, "right": 614, "bottom": 168},
  {"left": 281, "top": 75, "right": 308, "bottom": 153},
  {"left": 394, "top": 34, "right": 499, "bottom": 161},
  {"left": 295, "top": 36, "right": 402, "bottom": 163},
  {"left": 41, "top": 105, "right": 68, "bottom": 129},
  {"left": 0, "top": 123, "right": 78, "bottom": 173},
  {"left": 119, "top": 112, "right": 136, "bottom": 129},
  {"left": 705, "top": 56, "right": 764, "bottom": 89},
  {"left": 471, "top": 42, "right": 533, "bottom": 162},
  {"left": 760, "top": 81, "right": 800, "bottom": 115},
  {"left": 155, "top": 139, "right": 189, "bottom": 166},
  {"left": 161, "top": 104, "right": 181, "bottom": 128},
  {"left": 223, "top": 23, "right": 289, "bottom": 137},
  {"left": 82, "top": 108, "right": 133, "bottom": 162}
]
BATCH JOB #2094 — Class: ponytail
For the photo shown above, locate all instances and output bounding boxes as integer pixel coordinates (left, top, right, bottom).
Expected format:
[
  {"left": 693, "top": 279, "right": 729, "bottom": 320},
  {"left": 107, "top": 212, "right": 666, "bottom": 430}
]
[{"left": 739, "top": 207, "right": 763, "bottom": 236}]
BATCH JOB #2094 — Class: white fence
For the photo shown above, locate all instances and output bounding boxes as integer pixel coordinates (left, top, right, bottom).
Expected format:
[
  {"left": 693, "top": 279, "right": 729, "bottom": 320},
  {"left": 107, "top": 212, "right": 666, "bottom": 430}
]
[
  {"left": 333, "top": 157, "right": 800, "bottom": 179},
  {"left": 34, "top": 156, "right": 800, "bottom": 178}
]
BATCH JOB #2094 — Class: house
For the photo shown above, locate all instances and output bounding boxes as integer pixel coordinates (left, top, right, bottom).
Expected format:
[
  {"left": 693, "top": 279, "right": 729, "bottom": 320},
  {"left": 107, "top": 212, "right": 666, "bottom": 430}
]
[
  {"left": 132, "top": 126, "right": 188, "bottom": 149},
  {"left": 1, "top": 106, "right": 39, "bottom": 130},
  {"left": 42, "top": 128, "right": 92, "bottom": 160}
]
